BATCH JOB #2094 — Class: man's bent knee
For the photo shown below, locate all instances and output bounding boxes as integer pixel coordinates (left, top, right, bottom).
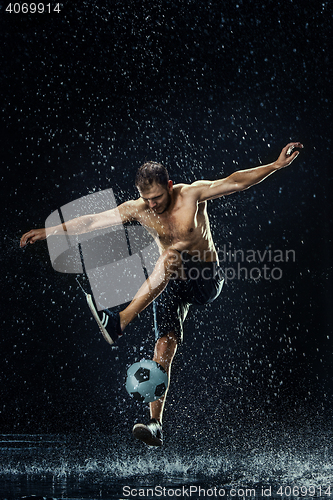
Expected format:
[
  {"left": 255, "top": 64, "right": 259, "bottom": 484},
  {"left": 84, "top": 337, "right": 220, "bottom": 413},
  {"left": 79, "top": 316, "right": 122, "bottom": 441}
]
[
  {"left": 161, "top": 248, "right": 183, "bottom": 279},
  {"left": 154, "top": 333, "right": 178, "bottom": 355},
  {"left": 154, "top": 332, "right": 178, "bottom": 368}
]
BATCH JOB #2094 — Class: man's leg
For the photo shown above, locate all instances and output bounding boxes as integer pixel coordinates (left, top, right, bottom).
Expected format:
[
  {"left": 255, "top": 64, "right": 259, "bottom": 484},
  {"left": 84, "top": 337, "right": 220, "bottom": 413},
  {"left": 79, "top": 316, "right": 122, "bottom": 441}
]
[
  {"left": 150, "top": 331, "right": 178, "bottom": 424},
  {"left": 132, "top": 331, "right": 178, "bottom": 446},
  {"left": 88, "top": 248, "right": 184, "bottom": 344},
  {"left": 119, "top": 249, "right": 183, "bottom": 332}
]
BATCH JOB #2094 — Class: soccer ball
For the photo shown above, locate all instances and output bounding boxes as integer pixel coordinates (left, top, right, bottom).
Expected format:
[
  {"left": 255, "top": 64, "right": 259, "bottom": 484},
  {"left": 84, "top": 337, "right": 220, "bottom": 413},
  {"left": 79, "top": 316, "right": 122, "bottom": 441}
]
[{"left": 125, "top": 359, "right": 168, "bottom": 403}]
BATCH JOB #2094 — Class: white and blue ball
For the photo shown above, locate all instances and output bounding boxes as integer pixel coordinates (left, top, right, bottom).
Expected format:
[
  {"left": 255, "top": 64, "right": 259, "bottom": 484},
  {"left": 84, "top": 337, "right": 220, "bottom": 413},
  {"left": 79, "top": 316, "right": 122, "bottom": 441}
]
[{"left": 125, "top": 359, "right": 168, "bottom": 403}]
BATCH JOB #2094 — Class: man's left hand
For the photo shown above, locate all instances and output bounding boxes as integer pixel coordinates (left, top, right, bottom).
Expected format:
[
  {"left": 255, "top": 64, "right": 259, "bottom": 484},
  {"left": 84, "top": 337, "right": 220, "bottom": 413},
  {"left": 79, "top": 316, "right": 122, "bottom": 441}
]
[{"left": 274, "top": 142, "right": 304, "bottom": 169}]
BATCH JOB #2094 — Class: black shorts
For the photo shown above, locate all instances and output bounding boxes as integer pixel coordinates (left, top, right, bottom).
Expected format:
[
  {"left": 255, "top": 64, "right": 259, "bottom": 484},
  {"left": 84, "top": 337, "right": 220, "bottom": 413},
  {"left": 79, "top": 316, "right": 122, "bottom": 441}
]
[{"left": 153, "top": 251, "right": 224, "bottom": 344}]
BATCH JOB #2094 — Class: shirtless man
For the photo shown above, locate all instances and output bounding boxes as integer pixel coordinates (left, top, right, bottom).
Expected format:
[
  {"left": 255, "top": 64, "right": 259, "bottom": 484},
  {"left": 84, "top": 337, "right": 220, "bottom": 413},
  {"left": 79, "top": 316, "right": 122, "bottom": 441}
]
[{"left": 20, "top": 142, "right": 303, "bottom": 446}]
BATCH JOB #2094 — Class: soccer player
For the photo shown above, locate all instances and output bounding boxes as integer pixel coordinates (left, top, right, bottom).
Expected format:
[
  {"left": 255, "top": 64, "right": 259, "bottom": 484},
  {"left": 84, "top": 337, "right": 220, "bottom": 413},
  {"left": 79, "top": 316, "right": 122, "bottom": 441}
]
[{"left": 20, "top": 142, "right": 303, "bottom": 446}]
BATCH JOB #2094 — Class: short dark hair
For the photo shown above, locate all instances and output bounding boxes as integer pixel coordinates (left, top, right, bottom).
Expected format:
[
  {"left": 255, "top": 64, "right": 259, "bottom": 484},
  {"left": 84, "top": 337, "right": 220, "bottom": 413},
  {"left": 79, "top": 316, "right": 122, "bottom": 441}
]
[{"left": 135, "top": 161, "right": 169, "bottom": 191}]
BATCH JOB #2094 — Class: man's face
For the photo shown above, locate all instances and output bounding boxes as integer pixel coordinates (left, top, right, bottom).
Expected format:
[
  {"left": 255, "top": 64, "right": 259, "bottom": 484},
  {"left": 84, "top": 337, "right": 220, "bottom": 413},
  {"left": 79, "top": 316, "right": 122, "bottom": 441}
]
[{"left": 139, "top": 181, "right": 173, "bottom": 214}]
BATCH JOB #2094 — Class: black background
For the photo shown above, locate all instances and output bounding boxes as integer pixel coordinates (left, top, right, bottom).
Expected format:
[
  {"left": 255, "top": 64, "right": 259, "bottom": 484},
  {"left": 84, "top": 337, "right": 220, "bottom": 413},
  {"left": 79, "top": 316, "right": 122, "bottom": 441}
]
[{"left": 1, "top": 0, "right": 332, "bottom": 444}]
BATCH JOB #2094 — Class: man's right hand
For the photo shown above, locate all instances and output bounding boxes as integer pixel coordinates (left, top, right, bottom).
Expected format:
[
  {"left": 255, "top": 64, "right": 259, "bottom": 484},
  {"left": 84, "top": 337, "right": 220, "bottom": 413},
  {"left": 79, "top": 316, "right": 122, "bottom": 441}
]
[{"left": 20, "top": 228, "right": 47, "bottom": 248}]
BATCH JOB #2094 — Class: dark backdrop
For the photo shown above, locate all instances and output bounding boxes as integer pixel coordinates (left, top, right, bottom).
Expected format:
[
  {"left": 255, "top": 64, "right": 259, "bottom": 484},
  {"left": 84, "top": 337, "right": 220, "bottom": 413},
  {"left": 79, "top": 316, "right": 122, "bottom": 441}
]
[{"left": 1, "top": 0, "right": 332, "bottom": 442}]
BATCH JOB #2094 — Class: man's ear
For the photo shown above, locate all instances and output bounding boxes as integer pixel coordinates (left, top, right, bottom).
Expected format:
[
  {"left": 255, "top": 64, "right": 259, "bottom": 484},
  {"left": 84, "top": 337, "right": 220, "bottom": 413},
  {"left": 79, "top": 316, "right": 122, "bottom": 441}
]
[{"left": 168, "top": 180, "right": 173, "bottom": 191}]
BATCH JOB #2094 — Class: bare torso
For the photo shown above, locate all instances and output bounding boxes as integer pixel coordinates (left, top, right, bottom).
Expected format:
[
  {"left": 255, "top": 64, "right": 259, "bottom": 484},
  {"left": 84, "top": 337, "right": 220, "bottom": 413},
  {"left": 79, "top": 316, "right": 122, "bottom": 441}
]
[{"left": 132, "top": 184, "right": 218, "bottom": 263}]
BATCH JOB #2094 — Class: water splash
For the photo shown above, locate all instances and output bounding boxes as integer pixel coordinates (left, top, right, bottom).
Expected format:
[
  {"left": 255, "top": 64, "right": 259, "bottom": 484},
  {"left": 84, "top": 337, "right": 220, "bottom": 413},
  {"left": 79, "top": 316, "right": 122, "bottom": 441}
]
[{"left": 1, "top": 433, "right": 332, "bottom": 490}]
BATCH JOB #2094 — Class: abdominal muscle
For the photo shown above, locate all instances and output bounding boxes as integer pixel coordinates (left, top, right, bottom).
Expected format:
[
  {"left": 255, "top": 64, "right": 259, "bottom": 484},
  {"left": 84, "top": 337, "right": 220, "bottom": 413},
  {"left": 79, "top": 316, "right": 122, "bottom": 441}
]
[
  {"left": 138, "top": 201, "right": 218, "bottom": 264},
  {"left": 163, "top": 240, "right": 218, "bottom": 264}
]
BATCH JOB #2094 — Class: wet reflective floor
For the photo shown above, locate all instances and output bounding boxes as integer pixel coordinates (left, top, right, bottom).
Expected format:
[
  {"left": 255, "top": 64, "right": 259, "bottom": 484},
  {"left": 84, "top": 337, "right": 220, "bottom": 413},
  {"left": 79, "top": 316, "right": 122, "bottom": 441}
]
[{"left": 1, "top": 433, "right": 332, "bottom": 499}]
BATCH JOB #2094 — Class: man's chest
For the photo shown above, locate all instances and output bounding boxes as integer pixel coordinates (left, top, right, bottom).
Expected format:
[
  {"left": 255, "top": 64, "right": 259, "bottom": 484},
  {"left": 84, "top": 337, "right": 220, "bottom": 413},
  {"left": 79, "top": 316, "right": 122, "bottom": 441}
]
[{"left": 140, "top": 202, "right": 203, "bottom": 244}]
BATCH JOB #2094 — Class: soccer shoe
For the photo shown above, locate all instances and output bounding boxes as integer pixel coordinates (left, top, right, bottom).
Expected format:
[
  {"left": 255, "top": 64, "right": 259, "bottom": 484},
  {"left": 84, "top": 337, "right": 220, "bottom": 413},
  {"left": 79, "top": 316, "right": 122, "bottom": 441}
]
[
  {"left": 132, "top": 419, "right": 163, "bottom": 447},
  {"left": 86, "top": 294, "right": 122, "bottom": 344}
]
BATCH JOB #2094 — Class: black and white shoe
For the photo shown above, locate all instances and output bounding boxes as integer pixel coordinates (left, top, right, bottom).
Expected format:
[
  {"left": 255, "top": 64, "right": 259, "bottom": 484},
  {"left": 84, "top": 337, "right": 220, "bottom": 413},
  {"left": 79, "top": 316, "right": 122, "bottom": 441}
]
[
  {"left": 132, "top": 419, "right": 163, "bottom": 447},
  {"left": 86, "top": 294, "right": 122, "bottom": 345}
]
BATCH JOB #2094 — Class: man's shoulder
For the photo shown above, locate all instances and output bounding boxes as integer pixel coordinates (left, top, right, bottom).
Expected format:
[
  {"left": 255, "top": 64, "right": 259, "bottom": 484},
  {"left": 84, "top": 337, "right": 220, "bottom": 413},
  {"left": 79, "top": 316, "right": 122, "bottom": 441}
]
[
  {"left": 173, "top": 183, "right": 191, "bottom": 195},
  {"left": 122, "top": 198, "right": 143, "bottom": 209},
  {"left": 118, "top": 198, "right": 145, "bottom": 222},
  {"left": 175, "top": 182, "right": 204, "bottom": 202}
]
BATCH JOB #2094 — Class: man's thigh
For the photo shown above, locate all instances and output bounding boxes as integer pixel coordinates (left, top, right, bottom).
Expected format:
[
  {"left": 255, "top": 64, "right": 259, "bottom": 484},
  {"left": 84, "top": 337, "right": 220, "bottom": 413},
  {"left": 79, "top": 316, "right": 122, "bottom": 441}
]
[{"left": 153, "top": 279, "right": 191, "bottom": 345}]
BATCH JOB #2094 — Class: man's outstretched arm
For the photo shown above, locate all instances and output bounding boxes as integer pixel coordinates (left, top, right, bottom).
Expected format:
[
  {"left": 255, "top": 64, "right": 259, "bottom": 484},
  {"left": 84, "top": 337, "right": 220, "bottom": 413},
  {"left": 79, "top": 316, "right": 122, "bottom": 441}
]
[
  {"left": 189, "top": 142, "right": 303, "bottom": 202},
  {"left": 20, "top": 199, "right": 138, "bottom": 247}
]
